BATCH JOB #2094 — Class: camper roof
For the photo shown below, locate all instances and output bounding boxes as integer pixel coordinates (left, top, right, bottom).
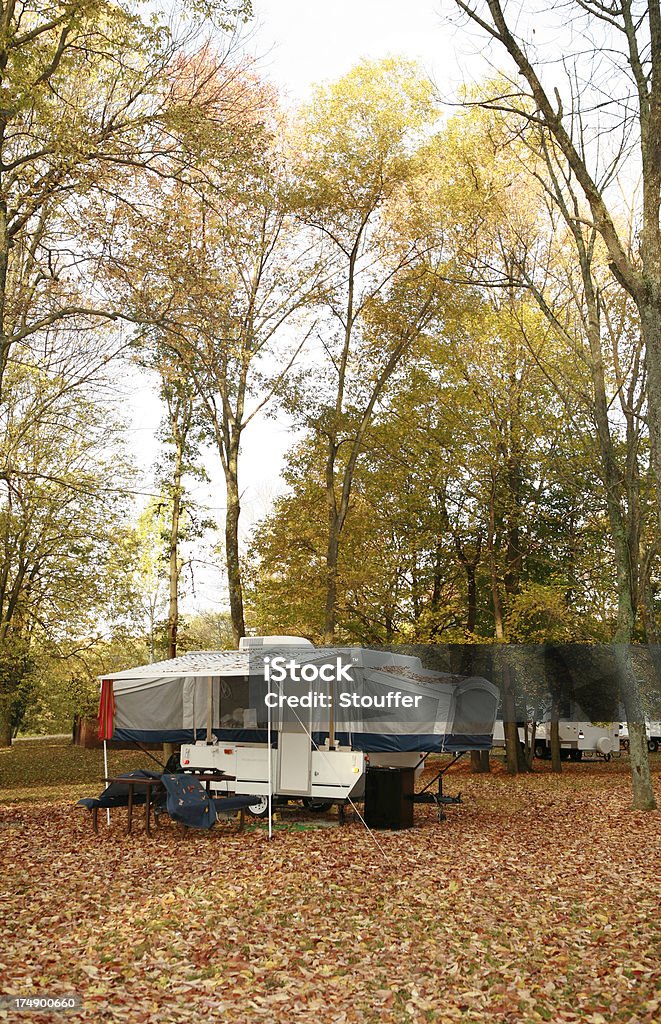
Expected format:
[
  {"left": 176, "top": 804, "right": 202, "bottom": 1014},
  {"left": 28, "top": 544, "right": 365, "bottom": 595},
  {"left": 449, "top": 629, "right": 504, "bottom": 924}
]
[{"left": 100, "top": 650, "right": 250, "bottom": 681}]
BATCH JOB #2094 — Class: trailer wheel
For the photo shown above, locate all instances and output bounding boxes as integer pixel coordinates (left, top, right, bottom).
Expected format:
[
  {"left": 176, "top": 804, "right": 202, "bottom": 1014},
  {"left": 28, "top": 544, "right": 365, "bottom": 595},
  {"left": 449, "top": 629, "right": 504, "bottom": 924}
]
[
  {"left": 569, "top": 749, "right": 583, "bottom": 762},
  {"left": 621, "top": 739, "right": 629, "bottom": 752},
  {"left": 302, "top": 798, "right": 333, "bottom": 813},
  {"left": 534, "top": 743, "right": 546, "bottom": 760},
  {"left": 246, "top": 796, "right": 270, "bottom": 818},
  {"left": 647, "top": 738, "right": 659, "bottom": 753}
]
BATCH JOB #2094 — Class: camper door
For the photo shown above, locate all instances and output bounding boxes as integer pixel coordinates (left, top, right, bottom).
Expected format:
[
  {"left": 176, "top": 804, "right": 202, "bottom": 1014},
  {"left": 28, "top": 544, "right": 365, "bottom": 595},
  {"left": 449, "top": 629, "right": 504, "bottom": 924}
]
[{"left": 275, "top": 676, "right": 313, "bottom": 797}]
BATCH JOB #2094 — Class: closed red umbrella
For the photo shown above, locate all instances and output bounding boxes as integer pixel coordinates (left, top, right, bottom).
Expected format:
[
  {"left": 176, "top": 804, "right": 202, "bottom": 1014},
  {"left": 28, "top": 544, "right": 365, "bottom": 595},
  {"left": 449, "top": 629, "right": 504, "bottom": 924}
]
[
  {"left": 97, "top": 680, "right": 116, "bottom": 826},
  {"left": 98, "top": 679, "right": 115, "bottom": 740}
]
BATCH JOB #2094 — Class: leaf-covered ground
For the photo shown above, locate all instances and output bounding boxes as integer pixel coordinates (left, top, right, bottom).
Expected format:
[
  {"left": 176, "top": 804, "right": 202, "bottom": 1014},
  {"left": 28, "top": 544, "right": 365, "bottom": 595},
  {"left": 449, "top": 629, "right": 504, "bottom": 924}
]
[{"left": 0, "top": 742, "right": 659, "bottom": 1023}]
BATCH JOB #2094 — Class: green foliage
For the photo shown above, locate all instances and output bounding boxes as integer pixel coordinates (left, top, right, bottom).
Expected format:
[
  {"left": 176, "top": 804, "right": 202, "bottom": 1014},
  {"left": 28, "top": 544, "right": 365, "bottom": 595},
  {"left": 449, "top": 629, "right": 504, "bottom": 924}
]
[
  {"left": 179, "top": 610, "right": 235, "bottom": 650},
  {"left": 507, "top": 584, "right": 595, "bottom": 644},
  {"left": 0, "top": 357, "right": 139, "bottom": 736},
  {"left": 0, "top": 636, "right": 35, "bottom": 738},
  {"left": 179, "top": 0, "right": 252, "bottom": 27},
  {"left": 248, "top": 273, "right": 623, "bottom": 644},
  {"left": 293, "top": 57, "right": 436, "bottom": 218},
  {"left": 0, "top": 0, "right": 260, "bottom": 731}
]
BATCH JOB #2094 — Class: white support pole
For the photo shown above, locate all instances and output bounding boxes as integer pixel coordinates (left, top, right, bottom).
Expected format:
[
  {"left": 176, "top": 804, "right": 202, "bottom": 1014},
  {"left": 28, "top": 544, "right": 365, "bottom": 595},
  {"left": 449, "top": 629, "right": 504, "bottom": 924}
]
[
  {"left": 267, "top": 693, "right": 273, "bottom": 840},
  {"left": 206, "top": 676, "right": 213, "bottom": 744},
  {"left": 103, "top": 739, "right": 110, "bottom": 827}
]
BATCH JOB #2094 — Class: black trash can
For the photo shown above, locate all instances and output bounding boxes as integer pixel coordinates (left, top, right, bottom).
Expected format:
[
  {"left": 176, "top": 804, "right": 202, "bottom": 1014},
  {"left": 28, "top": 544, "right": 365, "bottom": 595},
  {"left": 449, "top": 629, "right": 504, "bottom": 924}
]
[{"left": 364, "top": 766, "right": 415, "bottom": 829}]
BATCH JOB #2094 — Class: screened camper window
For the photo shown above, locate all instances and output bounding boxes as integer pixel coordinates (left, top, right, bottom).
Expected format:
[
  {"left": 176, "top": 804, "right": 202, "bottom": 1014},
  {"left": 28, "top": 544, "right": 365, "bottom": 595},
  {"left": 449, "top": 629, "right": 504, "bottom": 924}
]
[
  {"left": 453, "top": 687, "right": 498, "bottom": 735},
  {"left": 219, "top": 675, "right": 251, "bottom": 728}
]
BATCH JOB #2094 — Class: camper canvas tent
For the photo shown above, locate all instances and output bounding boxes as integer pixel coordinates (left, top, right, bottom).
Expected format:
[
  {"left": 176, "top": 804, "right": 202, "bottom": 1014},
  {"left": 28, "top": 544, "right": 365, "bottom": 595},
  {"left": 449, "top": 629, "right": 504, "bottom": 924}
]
[{"left": 98, "top": 642, "right": 499, "bottom": 753}]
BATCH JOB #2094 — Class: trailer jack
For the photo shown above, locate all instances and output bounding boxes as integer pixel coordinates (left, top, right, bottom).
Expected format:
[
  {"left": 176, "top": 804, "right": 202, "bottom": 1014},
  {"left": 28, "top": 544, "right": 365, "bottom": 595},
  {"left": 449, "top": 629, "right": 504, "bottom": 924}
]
[{"left": 412, "top": 752, "right": 465, "bottom": 821}]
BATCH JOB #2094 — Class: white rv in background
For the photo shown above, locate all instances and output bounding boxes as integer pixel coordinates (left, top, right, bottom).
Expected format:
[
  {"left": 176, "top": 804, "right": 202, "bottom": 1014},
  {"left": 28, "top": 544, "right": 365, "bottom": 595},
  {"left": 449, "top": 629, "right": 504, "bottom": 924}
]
[
  {"left": 618, "top": 720, "right": 661, "bottom": 753},
  {"left": 532, "top": 720, "right": 619, "bottom": 760},
  {"left": 492, "top": 719, "right": 620, "bottom": 760}
]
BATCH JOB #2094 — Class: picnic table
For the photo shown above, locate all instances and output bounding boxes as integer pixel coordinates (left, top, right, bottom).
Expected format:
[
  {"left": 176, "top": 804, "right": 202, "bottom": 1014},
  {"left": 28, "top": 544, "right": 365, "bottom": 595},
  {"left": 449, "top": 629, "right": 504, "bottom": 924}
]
[
  {"left": 77, "top": 769, "right": 164, "bottom": 835},
  {"left": 104, "top": 775, "right": 164, "bottom": 835},
  {"left": 78, "top": 769, "right": 255, "bottom": 835}
]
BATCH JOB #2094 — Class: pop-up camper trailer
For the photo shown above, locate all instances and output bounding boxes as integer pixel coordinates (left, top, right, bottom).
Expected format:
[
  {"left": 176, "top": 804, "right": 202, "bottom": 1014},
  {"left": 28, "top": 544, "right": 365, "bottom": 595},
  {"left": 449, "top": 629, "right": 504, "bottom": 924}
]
[{"left": 98, "top": 637, "right": 499, "bottom": 814}]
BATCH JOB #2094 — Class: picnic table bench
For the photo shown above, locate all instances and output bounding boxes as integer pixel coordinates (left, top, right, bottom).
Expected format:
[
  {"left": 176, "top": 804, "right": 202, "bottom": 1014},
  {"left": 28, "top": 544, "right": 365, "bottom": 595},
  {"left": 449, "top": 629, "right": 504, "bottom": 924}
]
[{"left": 77, "top": 769, "right": 259, "bottom": 835}]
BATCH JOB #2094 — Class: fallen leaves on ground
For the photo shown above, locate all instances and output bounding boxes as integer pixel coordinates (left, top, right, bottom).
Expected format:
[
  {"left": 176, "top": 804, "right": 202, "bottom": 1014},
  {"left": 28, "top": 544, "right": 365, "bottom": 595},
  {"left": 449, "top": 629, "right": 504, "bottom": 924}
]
[{"left": 0, "top": 744, "right": 659, "bottom": 1023}]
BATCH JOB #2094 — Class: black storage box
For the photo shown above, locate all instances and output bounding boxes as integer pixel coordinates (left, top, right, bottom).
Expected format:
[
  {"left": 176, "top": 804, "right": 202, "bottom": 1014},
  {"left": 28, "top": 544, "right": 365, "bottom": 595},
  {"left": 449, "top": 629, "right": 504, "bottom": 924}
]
[{"left": 364, "top": 766, "right": 415, "bottom": 829}]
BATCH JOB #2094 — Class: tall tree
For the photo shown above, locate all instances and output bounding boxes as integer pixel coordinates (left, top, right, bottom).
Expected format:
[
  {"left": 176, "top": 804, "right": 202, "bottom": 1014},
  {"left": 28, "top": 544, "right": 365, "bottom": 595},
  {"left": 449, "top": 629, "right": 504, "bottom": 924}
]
[
  {"left": 0, "top": 0, "right": 253, "bottom": 727},
  {"left": 0, "top": 380, "right": 134, "bottom": 745},
  {"left": 290, "top": 57, "right": 443, "bottom": 640},
  {"left": 515, "top": 134, "right": 656, "bottom": 804},
  {"left": 114, "top": 72, "right": 321, "bottom": 643},
  {"left": 133, "top": 501, "right": 169, "bottom": 664},
  {"left": 0, "top": 0, "right": 251, "bottom": 408},
  {"left": 427, "top": 95, "right": 656, "bottom": 800},
  {"left": 151, "top": 363, "right": 212, "bottom": 661},
  {"left": 446, "top": 1, "right": 661, "bottom": 547}
]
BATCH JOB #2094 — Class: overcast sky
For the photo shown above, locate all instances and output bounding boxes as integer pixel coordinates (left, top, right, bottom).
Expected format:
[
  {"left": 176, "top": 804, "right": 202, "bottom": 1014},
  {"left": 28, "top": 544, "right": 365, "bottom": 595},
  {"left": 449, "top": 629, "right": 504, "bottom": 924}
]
[{"left": 247, "top": 1, "right": 476, "bottom": 103}]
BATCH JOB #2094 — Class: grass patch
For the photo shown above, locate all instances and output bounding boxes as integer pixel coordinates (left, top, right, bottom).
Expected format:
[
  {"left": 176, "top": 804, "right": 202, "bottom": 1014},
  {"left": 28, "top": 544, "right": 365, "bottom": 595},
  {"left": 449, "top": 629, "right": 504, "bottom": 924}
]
[{"left": 0, "top": 738, "right": 156, "bottom": 802}]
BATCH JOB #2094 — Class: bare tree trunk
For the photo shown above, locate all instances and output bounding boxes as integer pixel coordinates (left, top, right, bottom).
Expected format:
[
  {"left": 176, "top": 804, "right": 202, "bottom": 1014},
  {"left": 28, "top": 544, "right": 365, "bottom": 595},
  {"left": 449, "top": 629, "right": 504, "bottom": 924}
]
[
  {"left": 324, "top": 507, "right": 340, "bottom": 642},
  {"left": 429, "top": 539, "right": 444, "bottom": 634},
  {"left": 545, "top": 652, "right": 563, "bottom": 773},
  {"left": 501, "top": 671, "right": 522, "bottom": 775},
  {"left": 0, "top": 704, "right": 11, "bottom": 747},
  {"left": 640, "top": 546, "right": 660, "bottom": 644},
  {"left": 384, "top": 603, "right": 395, "bottom": 642},
  {"left": 488, "top": 476, "right": 504, "bottom": 642},
  {"left": 149, "top": 604, "right": 156, "bottom": 664},
  {"left": 522, "top": 721, "right": 536, "bottom": 770},
  {"left": 0, "top": 201, "right": 9, "bottom": 401},
  {"left": 550, "top": 712, "right": 562, "bottom": 774},
  {"left": 490, "top": 513, "right": 522, "bottom": 774},
  {"left": 617, "top": 645, "right": 657, "bottom": 810},
  {"left": 207, "top": 395, "right": 247, "bottom": 648},
  {"left": 225, "top": 463, "right": 246, "bottom": 645},
  {"left": 466, "top": 562, "right": 478, "bottom": 634},
  {"left": 460, "top": 645, "right": 491, "bottom": 773},
  {"left": 640, "top": 301, "right": 661, "bottom": 528},
  {"left": 167, "top": 449, "right": 183, "bottom": 661},
  {"left": 161, "top": 384, "right": 196, "bottom": 661},
  {"left": 454, "top": 533, "right": 482, "bottom": 635},
  {"left": 627, "top": 720, "right": 656, "bottom": 810},
  {"left": 470, "top": 750, "right": 490, "bottom": 773}
]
